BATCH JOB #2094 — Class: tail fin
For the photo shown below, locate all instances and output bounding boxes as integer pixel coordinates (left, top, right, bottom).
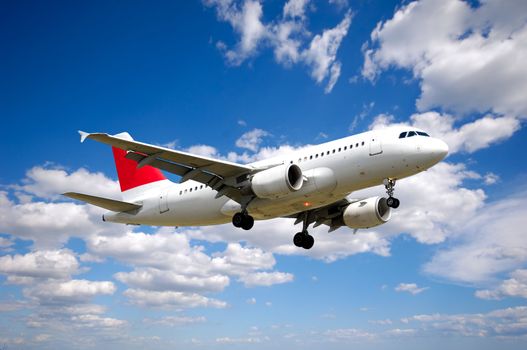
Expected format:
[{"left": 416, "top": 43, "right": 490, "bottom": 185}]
[{"left": 111, "top": 132, "right": 167, "bottom": 195}]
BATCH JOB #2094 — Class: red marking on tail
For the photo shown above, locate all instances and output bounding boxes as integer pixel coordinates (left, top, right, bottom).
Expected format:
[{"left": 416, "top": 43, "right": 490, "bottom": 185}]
[{"left": 112, "top": 147, "right": 166, "bottom": 192}]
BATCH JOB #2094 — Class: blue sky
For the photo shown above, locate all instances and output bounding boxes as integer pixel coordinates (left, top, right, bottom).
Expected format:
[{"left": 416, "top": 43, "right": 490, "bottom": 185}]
[{"left": 1, "top": 0, "right": 527, "bottom": 349}]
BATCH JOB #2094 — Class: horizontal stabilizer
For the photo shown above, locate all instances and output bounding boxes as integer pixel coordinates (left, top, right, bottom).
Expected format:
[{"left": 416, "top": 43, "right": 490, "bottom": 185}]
[{"left": 63, "top": 192, "right": 142, "bottom": 212}]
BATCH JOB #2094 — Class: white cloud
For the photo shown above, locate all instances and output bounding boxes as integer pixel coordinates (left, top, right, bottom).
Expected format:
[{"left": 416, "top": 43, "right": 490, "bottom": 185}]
[
  {"left": 206, "top": 1, "right": 351, "bottom": 92},
  {"left": 205, "top": 0, "right": 267, "bottom": 65},
  {"left": 239, "top": 271, "right": 294, "bottom": 287},
  {"left": 115, "top": 268, "right": 230, "bottom": 293},
  {"left": 0, "top": 249, "right": 79, "bottom": 280},
  {"left": 302, "top": 11, "right": 352, "bottom": 93},
  {"left": 363, "top": 0, "right": 527, "bottom": 119},
  {"left": 143, "top": 315, "right": 206, "bottom": 327},
  {"left": 283, "top": 0, "right": 310, "bottom": 19},
  {"left": 235, "top": 128, "right": 270, "bottom": 152},
  {"left": 476, "top": 269, "right": 527, "bottom": 300},
  {"left": 123, "top": 289, "right": 227, "bottom": 309},
  {"left": 246, "top": 297, "right": 257, "bottom": 304},
  {"left": 14, "top": 166, "right": 119, "bottom": 200},
  {"left": 401, "top": 306, "right": 527, "bottom": 338},
  {"left": 423, "top": 190, "right": 527, "bottom": 284},
  {"left": 24, "top": 279, "right": 116, "bottom": 305},
  {"left": 395, "top": 283, "right": 428, "bottom": 295},
  {"left": 70, "top": 314, "right": 127, "bottom": 328}
]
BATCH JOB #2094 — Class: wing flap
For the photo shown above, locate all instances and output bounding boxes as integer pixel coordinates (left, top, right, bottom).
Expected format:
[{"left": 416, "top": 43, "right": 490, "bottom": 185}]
[{"left": 63, "top": 192, "right": 142, "bottom": 212}]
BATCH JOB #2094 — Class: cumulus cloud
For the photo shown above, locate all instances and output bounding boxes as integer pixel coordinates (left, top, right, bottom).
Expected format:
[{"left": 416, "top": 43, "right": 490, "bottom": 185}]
[
  {"left": 476, "top": 269, "right": 527, "bottom": 300},
  {"left": 423, "top": 190, "right": 527, "bottom": 284},
  {"left": 235, "top": 128, "right": 270, "bottom": 152},
  {"left": 363, "top": 0, "right": 527, "bottom": 119},
  {"left": 395, "top": 283, "right": 428, "bottom": 295},
  {"left": 24, "top": 279, "right": 116, "bottom": 305},
  {"left": 123, "top": 289, "right": 227, "bottom": 309},
  {"left": 143, "top": 315, "right": 206, "bottom": 327},
  {"left": 205, "top": 0, "right": 351, "bottom": 92},
  {"left": 401, "top": 306, "right": 527, "bottom": 338},
  {"left": 0, "top": 249, "right": 79, "bottom": 280},
  {"left": 239, "top": 271, "right": 294, "bottom": 287},
  {"left": 12, "top": 166, "right": 120, "bottom": 201}
]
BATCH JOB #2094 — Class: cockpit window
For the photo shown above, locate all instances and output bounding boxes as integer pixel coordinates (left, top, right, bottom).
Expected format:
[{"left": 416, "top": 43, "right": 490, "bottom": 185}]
[{"left": 400, "top": 130, "right": 431, "bottom": 138}]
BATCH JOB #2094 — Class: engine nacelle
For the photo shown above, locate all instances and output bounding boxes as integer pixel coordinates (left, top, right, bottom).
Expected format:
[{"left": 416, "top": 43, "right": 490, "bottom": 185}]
[
  {"left": 342, "top": 196, "right": 391, "bottom": 229},
  {"left": 251, "top": 164, "right": 303, "bottom": 199}
]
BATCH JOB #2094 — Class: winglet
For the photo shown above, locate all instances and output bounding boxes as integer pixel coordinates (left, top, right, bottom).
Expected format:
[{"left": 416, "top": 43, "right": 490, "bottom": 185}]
[{"left": 79, "top": 130, "right": 90, "bottom": 143}]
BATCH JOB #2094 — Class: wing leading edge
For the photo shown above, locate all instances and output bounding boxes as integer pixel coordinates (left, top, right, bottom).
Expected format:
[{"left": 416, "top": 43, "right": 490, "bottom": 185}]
[{"left": 78, "top": 131, "right": 256, "bottom": 202}]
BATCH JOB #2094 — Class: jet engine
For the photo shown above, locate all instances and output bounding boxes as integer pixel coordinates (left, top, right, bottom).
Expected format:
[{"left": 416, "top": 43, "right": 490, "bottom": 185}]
[
  {"left": 251, "top": 164, "right": 303, "bottom": 199},
  {"left": 342, "top": 196, "right": 391, "bottom": 229}
]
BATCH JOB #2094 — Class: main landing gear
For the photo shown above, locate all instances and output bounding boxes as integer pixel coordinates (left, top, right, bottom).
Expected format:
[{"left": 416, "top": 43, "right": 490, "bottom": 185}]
[
  {"left": 232, "top": 211, "right": 254, "bottom": 230},
  {"left": 384, "top": 178, "right": 400, "bottom": 209},
  {"left": 293, "top": 213, "right": 315, "bottom": 250}
]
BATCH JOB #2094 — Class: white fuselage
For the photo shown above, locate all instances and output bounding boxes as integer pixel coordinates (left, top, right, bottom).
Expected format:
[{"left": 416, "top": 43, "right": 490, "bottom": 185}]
[{"left": 103, "top": 126, "right": 448, "bottom": 226}]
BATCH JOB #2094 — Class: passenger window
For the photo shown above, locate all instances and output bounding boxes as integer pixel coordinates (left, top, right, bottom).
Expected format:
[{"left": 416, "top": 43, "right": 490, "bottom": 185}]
[
  {"left": 399, "top": 132, "right": 407, "bottom": 138},
  {"left": 179, "top": 191, "right": 182, "bottom": 195},
  {"left": 355, "top": 143, "right": 359, "bottom": 147},
  {"left": 298, "top": 158, "right": 302, "bottom": 162},
  {"left": 344, "top": 146, "right": 347, "bottom": 150},
  {"left": 327, "top": 151, "right": 330, "bottom": 155},
  {"left": 333, "top": 149, "right": 336, "bottom": 153},
  {"left": 408, "top": 131, "right": 417, "bottom": 137},
  {"left": 304, "top": 156, "right": 307, "bottom": 161},
  {"left": 362, "top": 141, "right": 365, "bottom": 146},
  {"left": 338, "top": 148, "right": 341, "bottom": 152},
  {"left": 310, "top": 155, "right": 313, "bottom": 159},
  {"left": 315, "top": 154, "right": 318, "bottom": 158},
  {"left": 185, "top": 189, "right": 187, "bottom": 193}
]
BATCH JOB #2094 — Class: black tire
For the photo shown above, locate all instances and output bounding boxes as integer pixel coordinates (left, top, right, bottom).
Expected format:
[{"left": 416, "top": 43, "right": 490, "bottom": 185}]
[
  {"left": 241, "top": 215, "right": 254, "bottom": 230},
  {"left": 392, "top": 198, "right": 400, "bottom": 209},
  {"left": 302, "top": 234, "right": 315, "bottom": 250},
  {"left": 232, "top": 212, "right": 244, "bottom": 228},
  {"left": 386, "top": 197, "right": 395, "bottom": 208},
  {"left": 293, "top": 232, "right": 304, "bottom": 247}
]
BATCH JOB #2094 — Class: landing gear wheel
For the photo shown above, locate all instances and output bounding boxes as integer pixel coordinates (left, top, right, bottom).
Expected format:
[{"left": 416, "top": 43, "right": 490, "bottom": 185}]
[
  {"left": 302, "top": 234, "right": 314, "bottom": 250},
  {"left": 386, "top": 197, "right": 400, "bottom": 209},
  {"left": 293, "top": 232, "right": 304, "bottom": 247},
  {"left": 241, "top": 215, "right": 254, "bottom": 230},
  {"left": 384, "top": 179, "right": 400, "bottom": 209},
  {"left": 232, "top": 212, "right": 244, "bottom": 228}
]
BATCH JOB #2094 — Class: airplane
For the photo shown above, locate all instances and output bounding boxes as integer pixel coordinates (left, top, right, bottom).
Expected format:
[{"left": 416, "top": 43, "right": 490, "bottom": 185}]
[{"left": 64, "top": 127, "right": 448, "bottom": 250}]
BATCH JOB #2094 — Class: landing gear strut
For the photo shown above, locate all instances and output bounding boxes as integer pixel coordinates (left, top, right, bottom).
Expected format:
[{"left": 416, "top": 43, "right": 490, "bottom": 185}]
[
  {"left": 293, "top": 213, "right": 315, "bottom": 250},
  {"left": 232, "top": 211, "right": 254, "bottom": 230},
  {"left": 383, "top": 178, "right": 400, "bottom": 209}
]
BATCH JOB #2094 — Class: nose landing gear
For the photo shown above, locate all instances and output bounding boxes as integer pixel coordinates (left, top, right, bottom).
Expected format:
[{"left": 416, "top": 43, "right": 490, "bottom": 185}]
[{"left": 384, "top": 178, "right": 400, "bottom": 209}]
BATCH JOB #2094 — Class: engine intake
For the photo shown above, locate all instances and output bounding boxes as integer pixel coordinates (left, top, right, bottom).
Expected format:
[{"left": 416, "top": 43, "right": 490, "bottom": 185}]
[
  {"left": 251, "top": 164, "right": 303, "bottom": 199},
  {"left": 342, "top": 196, "right": 391, "bottom": 229}
]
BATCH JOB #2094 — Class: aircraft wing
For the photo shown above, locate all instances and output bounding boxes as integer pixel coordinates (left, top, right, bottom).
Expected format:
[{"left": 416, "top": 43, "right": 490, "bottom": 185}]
[
  {"left": 79, "top": 131, "right": 255, "bottom": 196},
  {"left": 287, "top": 198, "right": 354, "bottom": 233}
]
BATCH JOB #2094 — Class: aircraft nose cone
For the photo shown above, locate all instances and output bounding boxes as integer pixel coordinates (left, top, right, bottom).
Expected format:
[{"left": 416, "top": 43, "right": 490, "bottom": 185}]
[{"left": 435, "top": 139, "right": 449, "bottom": 160}]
